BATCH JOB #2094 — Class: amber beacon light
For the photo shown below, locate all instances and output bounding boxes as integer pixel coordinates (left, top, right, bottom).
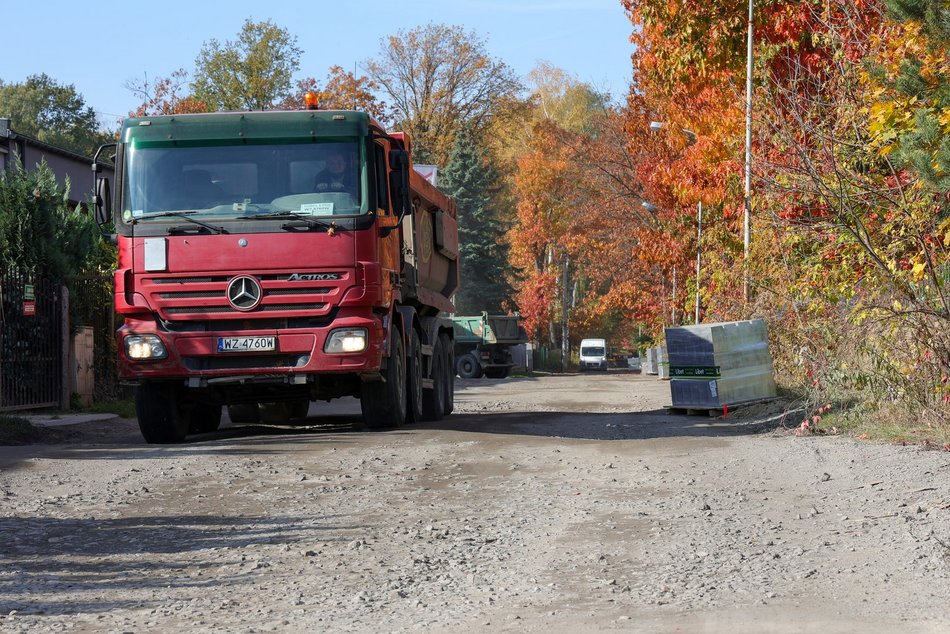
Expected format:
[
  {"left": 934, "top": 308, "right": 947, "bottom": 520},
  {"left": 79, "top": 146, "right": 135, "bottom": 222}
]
[{"left": 303, "top": 92, "right": 319, "bottom": 110}]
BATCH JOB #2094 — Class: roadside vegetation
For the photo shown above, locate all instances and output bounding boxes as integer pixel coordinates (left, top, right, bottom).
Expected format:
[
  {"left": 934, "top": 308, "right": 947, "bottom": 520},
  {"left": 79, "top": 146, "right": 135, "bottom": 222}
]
[
  {"left": 74, "top": 398, "right": 136, "bottom": 419},
  {"left": 0, "top": 414, "right": 74, "bottom": 445}
]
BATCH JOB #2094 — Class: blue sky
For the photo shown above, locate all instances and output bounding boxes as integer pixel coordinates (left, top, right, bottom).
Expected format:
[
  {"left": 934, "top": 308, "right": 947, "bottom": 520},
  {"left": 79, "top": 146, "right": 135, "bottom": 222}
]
[{"left": 5, "top": 1, "right": 634, "bottom": 128}]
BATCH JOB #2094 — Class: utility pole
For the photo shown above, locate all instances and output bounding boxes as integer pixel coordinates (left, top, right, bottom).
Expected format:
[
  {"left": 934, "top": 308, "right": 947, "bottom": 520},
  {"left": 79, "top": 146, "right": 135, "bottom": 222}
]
[
  {"left": 561, "top": 257, "right": 570, "bottom": 372},
  {"left": 744, "top": 0, "right": 754, "bottom": 303},
  {"left": 695, "top": 201, "right": 703, "bottom": 324},
  {"left": 671, "top": 265, "right": 677, "bottom": 326}
]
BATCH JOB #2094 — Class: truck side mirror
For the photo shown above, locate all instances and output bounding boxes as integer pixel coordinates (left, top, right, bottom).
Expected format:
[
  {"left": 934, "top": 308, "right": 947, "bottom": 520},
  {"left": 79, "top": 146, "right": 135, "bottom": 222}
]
[
  {"left": 92, "top": 143, "right": 117, "bottom": 227},
  {"left": 388, "top": 149, "right": 411, "bottom": 219},
  {"left": 94, "top": 175, "right": 112, "bottom": 226}
]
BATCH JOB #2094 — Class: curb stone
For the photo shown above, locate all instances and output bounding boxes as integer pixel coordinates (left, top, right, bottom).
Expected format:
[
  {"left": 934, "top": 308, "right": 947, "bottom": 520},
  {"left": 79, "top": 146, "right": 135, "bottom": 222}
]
[{"left": 26, "top": 413, "right": 119, "bottom": 428}]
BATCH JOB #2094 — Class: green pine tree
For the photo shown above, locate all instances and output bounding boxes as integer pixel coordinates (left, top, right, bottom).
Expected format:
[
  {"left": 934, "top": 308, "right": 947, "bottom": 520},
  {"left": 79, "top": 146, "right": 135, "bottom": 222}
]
[
  {"left": 886, "top": 0, "right": 950, "bottom": 210},
  {"left": 0, "top": 158, "right": 102, "bottom": 278},
  {"left": 439, "top": 127, "right": 513, "bottom": 314}
]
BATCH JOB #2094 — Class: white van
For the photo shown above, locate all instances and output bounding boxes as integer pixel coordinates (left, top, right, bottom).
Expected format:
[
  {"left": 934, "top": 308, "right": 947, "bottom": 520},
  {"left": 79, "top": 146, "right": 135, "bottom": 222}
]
[{"left": 579, "top": 338, "right": 608, "bottom": 372}]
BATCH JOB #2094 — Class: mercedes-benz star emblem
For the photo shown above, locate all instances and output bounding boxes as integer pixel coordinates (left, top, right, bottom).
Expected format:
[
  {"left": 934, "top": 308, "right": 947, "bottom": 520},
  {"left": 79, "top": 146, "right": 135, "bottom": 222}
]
[{"left": 226, "top": 276, "right": 263, "bottom": 311}]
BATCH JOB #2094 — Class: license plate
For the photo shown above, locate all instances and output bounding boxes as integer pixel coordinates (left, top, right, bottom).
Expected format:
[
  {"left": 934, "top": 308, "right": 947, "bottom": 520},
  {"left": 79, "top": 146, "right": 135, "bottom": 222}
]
[{"left": 217, "top": 336, "right": 276, "bottom": 352}]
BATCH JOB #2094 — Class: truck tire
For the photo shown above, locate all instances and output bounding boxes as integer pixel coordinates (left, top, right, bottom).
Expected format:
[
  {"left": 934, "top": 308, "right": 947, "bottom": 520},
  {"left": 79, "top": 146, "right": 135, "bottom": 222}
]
[
  {"left": 457, "top": 353, "right": 483, "bottom": 379},
  {"left": 440, "top": 333, "right": 455, "bottom": 415},
  {"left": 135, "top": 382, "right": 188, "bottom": 444},
  {"left": 360, "top": 330, "right": 407, "bottom": 429},
  {"left": 406, "top": 329, "right": 424, "bottom": 423},
  {"left": 188, "top": 403, "right": 222, "bottom": 434},
  {"left": 484, "top": 367, "right": 511, "bottom": 379},
  {"left": 421, "top": 335, "right": 446, "bottom": 421},
  {"left": 289, "top": 399, "right": 310, "bottom": 419},
  {"left": 258, "top": 402, "right": 292, "bottom": 424},
  {"left": 227, "top": 403, "right": 260, "bottom": 425}
]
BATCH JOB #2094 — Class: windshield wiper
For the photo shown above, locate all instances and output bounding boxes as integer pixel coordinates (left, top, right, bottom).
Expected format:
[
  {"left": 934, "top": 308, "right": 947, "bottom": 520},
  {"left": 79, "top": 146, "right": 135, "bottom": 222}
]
[
  {"left": 238, "top": 211, "right": 345, "bottom": 233},
  {"left": 134, "top": 211, "right": 226, "bottom": 234}
]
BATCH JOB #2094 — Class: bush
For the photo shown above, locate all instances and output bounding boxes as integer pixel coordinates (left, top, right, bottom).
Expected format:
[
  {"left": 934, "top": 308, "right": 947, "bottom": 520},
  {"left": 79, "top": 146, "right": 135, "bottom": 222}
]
[{"left": 0, "top": 157, "right": 102, "bottom": 279}]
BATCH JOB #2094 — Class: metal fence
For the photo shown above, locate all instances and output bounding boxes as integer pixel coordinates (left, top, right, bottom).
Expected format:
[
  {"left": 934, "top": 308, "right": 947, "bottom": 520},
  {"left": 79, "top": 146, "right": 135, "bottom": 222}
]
[
  {"left": 0, "top": 271, "right": 65, "bottom": 411},
  {"left": 69, "top": 274, "right": 124, "bottom": 402}
]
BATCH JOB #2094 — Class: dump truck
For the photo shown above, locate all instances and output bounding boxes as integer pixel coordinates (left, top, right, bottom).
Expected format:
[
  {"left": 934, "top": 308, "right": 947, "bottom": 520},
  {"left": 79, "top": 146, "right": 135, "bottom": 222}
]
[
  {"left": 93, "top": 105, "right": 459, "bottom": 443},
  {"left": 451, "top": 313, "right": 528, "bottom": 379}
]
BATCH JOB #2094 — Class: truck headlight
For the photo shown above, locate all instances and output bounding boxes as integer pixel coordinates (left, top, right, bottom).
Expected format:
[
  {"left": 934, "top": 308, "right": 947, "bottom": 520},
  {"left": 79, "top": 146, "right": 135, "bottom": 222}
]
[
  {"left": 324, "top": 328, "right": 367, "bottom": 353},
  {"left": 125, "top": 334, "right": 168, "bottom": 360}
]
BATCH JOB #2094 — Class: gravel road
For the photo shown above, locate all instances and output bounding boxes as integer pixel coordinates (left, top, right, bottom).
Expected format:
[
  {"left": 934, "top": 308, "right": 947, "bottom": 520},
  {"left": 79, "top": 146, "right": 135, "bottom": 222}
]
[{"left": 1, "top": 373, "right": 948, "bottom": 633}]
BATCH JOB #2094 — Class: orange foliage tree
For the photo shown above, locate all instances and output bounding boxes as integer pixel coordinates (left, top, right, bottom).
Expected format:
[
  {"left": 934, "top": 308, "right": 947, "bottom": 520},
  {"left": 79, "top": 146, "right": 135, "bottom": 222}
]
[
  {"left": 126, "top": 69, "right": 209, "bottom": 117},
  {"left": 279, "top": 67, "right": 390, "bottom": 123},
  {"left": 507, "top": 121, "right": 574, "bottom": 343},
  {"left": 615, "top": 0, "right": 950, "bottom": 421}
]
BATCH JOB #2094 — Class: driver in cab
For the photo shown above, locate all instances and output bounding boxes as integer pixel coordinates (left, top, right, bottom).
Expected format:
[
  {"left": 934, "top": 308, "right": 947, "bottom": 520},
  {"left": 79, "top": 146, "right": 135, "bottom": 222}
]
[{"left": 314, "top": 147, "right": 358, "bottom": 197}]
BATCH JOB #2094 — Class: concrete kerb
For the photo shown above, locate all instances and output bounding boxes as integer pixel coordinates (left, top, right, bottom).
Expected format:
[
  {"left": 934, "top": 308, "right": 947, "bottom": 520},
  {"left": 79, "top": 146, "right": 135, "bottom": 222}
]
[{"left": 26, "top": 413, "right": 119, "bottom": 428}]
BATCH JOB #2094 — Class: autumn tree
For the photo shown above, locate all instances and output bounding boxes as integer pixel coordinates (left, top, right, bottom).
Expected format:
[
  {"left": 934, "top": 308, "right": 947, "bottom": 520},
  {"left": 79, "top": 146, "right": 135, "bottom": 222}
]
[
  {"left": 126, "top": 69, "right": 209, "bottom": 117},
  {"left": 279, "top": 67, "right": 389, "bottom": 123},
  {"left": 507, "top": 121, "right": 577, "bottom": 343},
  {"left": 440, "top": 126, "right": 512, "bottom": 314},
  {"left": 364, "top": 23, "right": 521, "bottom": 165},
  {"left": 498, "top": 64, "right": 625, "bottom": 347},
  {"left": 0, "top": 74, "right": 113, "bottom": 156},
  {"left": 623, "top": 0, "right": 950, "bottom": 423},
  {"left": 527, "top": 62, "right": 610, "bottom": 135},
  {"left": 562, "top": 104, "right": 688, "bottom": 339},
  {"left": 488, "top": 63, "right": 608, "bottom": 175},
  {"left": 192, "top": 19, "right": 302, "bottom": 111}
]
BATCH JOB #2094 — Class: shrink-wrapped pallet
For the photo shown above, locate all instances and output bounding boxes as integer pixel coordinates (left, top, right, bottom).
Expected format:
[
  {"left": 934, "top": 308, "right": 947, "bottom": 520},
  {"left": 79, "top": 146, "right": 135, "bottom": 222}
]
[{"left": 665, "top": 319, "right": 776, "bottom": 408}]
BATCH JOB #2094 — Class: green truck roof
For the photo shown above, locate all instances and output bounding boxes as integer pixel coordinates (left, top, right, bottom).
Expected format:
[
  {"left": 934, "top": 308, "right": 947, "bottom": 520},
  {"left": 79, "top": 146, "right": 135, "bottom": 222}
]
[{"left": 121, "top": 111, "right": 372, "bottom": 145}]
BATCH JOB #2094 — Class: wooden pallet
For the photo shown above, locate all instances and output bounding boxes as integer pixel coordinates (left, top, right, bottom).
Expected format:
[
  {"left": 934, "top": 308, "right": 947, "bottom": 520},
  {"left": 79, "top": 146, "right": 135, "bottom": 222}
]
[{"left": 666, "top": 397, "right": 777, "bottom": 418}]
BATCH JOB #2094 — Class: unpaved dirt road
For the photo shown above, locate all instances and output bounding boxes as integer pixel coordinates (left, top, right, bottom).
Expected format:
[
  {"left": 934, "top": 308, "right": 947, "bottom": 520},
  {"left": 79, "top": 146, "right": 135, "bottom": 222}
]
[{"left": 1, "top": 373, "right": 948, "bottom": 633}]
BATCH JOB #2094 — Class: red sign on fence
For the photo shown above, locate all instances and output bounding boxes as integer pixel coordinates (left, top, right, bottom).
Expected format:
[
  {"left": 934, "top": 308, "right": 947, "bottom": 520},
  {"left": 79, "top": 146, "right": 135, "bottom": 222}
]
[{"left": 22, "top": 300, "right": 35, "bottom": 316}]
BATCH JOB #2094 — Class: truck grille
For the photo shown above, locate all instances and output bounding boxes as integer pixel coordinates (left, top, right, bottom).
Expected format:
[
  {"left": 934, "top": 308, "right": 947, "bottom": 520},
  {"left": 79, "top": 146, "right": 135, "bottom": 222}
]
[
  {"left": 140, "top": 271, "right": 349, "bottom": 321},
  {"left": 183, "top": 354, "right": 310, "bottom": 371}
]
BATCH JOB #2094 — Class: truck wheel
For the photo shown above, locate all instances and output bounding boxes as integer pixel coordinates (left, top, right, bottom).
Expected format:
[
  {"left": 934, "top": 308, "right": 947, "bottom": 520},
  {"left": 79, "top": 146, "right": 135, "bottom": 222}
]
[
  {"left": 360, "top": 330, "right": 407, "bottom": 429},
  {"left": 227, "top": 403, "right": 260, "bottom": 425},
  {"left": 484, "top": 367, "right": 511, "bottom": 379},
  {"left": 188, "top": 403, "right": 222, "bottom": 434},
  {"left": 135, "top": 382, "right": 188, "bottom": 444},
  {"left": 406, "top": 329, "right": 425, "bottom": 423},
  {"left": 258, "top": 402, "right": 292, "bottom": 424},
  {"left": 440, "top": 333, "right": 455, "bottom": 415},
  {"left": 421, "top": 335, "right": 446, "bottom": 421},
  {"left": 457, "top": 353, "right": 483, "bottom": 379},
  {"left": 289, "top": 399, "right": 310, "bottom": 419}
]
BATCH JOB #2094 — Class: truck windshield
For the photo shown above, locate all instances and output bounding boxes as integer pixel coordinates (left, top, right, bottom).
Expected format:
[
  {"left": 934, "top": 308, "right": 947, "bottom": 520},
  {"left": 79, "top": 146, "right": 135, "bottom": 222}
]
[
  {"left": 581, "top": 347, "right": 606, "bottom": 357},
  {"left": 122, "top": 139, "right": 365, "bottom": 224}
]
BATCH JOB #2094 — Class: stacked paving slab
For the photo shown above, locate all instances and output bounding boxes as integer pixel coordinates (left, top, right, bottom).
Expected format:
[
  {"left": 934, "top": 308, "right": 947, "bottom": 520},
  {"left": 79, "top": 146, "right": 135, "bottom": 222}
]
[
  {"left": 657, "top": 345, "right": 669, "bottom": 380},
  {"left": 665, "top": 319, "right": 776, "bottom": 408},
  {"left": 642, "top": 347, "right": 658, "bottom": 375}
]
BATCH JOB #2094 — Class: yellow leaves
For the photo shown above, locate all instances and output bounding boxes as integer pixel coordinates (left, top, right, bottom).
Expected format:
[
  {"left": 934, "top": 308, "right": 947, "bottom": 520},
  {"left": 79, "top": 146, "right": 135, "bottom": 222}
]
[{"left": 867, "top": 97, "right": 918, "bottom": 157}]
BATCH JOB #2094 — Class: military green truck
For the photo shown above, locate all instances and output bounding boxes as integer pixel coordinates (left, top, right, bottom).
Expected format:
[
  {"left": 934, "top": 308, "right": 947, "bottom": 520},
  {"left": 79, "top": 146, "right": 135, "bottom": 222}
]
[{"left": 451, "top": 313, "right": 528, "bottom": 379}]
